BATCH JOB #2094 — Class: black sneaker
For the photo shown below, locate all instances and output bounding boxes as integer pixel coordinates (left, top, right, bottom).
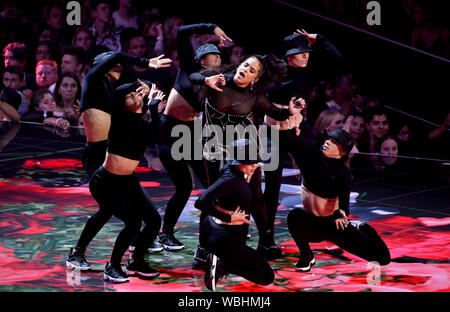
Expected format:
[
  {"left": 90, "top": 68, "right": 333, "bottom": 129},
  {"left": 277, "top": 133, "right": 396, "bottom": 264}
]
[
  {"left": 129, "top": 242, "right": 164, "bottom": 253},
  {"left": 192, "top": 245, "right": 208, "bottom": 270},
  {"left": 350, "top": 220, "right": 366, "bottom": 230},
  {"left": 148, "top": 241, "right": 164, "bottom": 253},
  {"left": 66, "top": 248, "right": 91, "bottom": 271},
  {"left": 295, "top": 252, "right": 316, "bottom": 272},
  {"left": 204, "top": 253, "right": 225, "bottom": 291},
  {"left": 158, "top": 232, "right": 185, "bottom": 251},
  {"left": 126, "top": 258, "right": 160, "bottom": 278},
  {"left": 257, "top": 243, "right": 283, "bottom": 260},
  {"left": 103, "top": 262, "right": 129, "bottom": 283}
]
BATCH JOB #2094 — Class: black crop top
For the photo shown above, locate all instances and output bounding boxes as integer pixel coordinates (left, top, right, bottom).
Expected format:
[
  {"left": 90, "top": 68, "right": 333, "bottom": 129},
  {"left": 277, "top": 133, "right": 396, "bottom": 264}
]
[
  {"left": 190, "top": 73, "right": 292, "bottom": 120},
  {"left": 80, "top": 52, "right": 150, "bottom": 114},
  {"left": 107, "top": 99, "right": 160, "bottom": 161},
  {"left": 296, "top": 137, "right": 352, "bottom": 215},
  {"left": 172, "top": 23, "right": 218, "bottom": 112}
]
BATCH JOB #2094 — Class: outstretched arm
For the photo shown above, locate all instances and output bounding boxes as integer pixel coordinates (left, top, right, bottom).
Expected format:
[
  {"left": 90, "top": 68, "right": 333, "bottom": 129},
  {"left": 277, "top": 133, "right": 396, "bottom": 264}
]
[
  {"left": 177, "top": 23, "right": 232, "bottom": 73},
  {"left": 87, "top": 51, "right": 171, "bottom": 81}
]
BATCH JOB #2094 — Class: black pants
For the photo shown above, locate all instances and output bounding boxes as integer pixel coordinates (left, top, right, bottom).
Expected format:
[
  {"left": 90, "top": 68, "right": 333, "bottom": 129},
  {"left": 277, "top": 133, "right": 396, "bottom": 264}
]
[
  {"left": 287, "top": 208, "right": 391, "bottom": 265},
  {"left": 157, "top": 114, "right": 220, "bottom": 235},
  {"left": 76, "top": 140, "right": 110, "bottom": 254},
  {"left": 81, "top": 140, "right": 108, "bottom": 179},
  {"left": 88, "top": 166, "right": 161, "bottom": 266},
  {"left": 263, "top": 129, "right": 305, "bottom": 242},
  {"left": 200, "top": 216, "right": 274, "bottom": 286}
]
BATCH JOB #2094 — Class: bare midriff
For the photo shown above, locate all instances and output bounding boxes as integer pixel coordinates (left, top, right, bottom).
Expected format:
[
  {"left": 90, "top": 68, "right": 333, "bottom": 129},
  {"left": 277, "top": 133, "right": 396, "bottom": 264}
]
[
  {"left": 163, "top": 88, "right": 199, "bottom": 122},
  {"left": 264, "top": 102, "right": 290, "bottom": 130},
  {"left": 82, "top": 108, "right": 111, "bottom": 142},
  {"left": 301, "top": 185, "right": 339, "bottom": 217},
  {"left": 103, "top": 152, "right": 139, "bottom": 175}
]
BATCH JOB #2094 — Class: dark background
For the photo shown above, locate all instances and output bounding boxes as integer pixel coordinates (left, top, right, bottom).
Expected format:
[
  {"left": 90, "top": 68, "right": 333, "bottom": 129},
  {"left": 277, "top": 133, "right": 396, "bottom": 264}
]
[{"left": 3, "top": 0, "right": 450, "bottom": 127}]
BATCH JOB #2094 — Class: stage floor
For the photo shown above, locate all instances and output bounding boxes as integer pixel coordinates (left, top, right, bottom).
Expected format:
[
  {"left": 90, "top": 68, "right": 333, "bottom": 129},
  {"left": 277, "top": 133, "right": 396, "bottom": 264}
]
[{"left": 0, "top": 121, "right": 449, "bottom": 293}]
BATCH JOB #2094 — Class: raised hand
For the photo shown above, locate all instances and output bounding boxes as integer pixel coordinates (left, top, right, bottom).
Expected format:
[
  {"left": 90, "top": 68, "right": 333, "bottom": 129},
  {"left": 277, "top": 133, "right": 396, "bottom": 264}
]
[
  {"left": 136, "top": 79, "right": 151, "bottom": 98},
  {"left": 296, "top": 29, "right": 317, "bottom": 47},
  {"left": 214, "top": 26, "right": 233, "bottom": 48},
  {"left": 149, "top": 54, "right": 172, "bottom": 69},
  {"left": 148, "top": 83, "right": 165, "bottom": 103}
]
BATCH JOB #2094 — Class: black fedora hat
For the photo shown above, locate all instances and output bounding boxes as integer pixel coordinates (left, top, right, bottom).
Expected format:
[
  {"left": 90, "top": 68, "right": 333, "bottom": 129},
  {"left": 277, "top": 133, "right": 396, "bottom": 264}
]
[
  {"left": 283, "top": 33, "right": 313, "bottom": 57},
  {"left": 326, "top": 129, "right": 354, "bottom": 155},
  {"left": 195, "top": 43, "right": 220, "bottom": 62},
  {"left": 228, "top": 139, "right": 262, "bottom": 165}
]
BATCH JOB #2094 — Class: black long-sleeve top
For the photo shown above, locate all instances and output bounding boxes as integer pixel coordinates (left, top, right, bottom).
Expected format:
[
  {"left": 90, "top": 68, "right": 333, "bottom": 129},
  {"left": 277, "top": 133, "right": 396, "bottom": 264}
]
[
  {"left": 194, "top": 163, "right": 253, "bottom": 223},
  {"left": 172, "top": 23, "right": 218, "bottom": 112},
  {"left": 189, "top": 73, "right": 292, "bottom": 121},
  {"left": 80, "top": 52, "right": 150, "bottom": 114},
  {"left": 267, "top": 34, "right": 343, "bottom": 106},
  {"left": 107, "top": 98, "right": 161, "bottom": 161},
  {"left": 297, "top": 137, "right": 352, "bottom": 215}
]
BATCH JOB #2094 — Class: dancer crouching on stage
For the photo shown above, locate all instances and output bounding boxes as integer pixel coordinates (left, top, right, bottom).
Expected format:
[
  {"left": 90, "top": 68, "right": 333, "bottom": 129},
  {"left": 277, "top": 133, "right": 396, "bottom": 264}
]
[
  {"left": 195, "top": 139, "right": 274, "bottom": 291},
  {"left": 287, "top": 129, "right": 390, "bottom": 272}
]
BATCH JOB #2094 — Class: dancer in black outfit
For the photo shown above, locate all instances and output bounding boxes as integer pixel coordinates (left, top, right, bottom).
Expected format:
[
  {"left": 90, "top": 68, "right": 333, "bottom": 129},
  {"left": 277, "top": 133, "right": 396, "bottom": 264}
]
[
  {"left": 66, "top": 52, "right": 171, "bottom": 271},
  {"left": 189, "top": 54, "right": 304, "bottom": 264},
  {"left": 90, "top": 80, "right": 165, "bottom": 282},
  {"left": 263, "top": 29, "right": 344, "bottom": 258},
  {"left": 195, "top": 139, "right": 274, "bottom": 291},
  {"left": 157, "top": 23, "right": 232, "bottom": 251},
  {"left": 287, "top": 129, "right": 391, "bottom": 271}
]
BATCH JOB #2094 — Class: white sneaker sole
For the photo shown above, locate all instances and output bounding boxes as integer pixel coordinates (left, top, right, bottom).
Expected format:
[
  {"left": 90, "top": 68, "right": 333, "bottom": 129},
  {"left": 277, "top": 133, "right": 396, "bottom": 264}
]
[
  {"left": 210, "top": 255, "right": 217, "bottom": 291},
  {"left": 295, "top": 258, "right": 316, "bottom": 272},
  {"left": 161, "top": 244, "right": 185, "bottom": 251},
  {"left": 126, "top": 269, "right": 160, "bottom": 277},
  {"left": 148, "top": 247, "right": 164, "bottom": 253},
  {"left": 103, "top": 273, "right": 129, "bottom": 283},
  {"left": 129, "top": 245, "right": 164, "bottom": 253},
  {"left": 66, "top": 261, "right": 90, "bottom": 271}
]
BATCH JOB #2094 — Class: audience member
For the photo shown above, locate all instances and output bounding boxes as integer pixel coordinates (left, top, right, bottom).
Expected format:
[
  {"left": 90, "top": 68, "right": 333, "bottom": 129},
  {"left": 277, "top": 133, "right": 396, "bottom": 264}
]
[
  {"left": 119, "top": 27, "right": 172, "bottom": 93},
  {"left": 3, "top": 42, "right": 36, "bottom": 90},
  {"left": 112, "top": 0, "right": 139, "bottom": 31},
  {"left": 60, "top": 46, "right": 88, "bottom": 83},
  {"left": 224, "top": 44, "right": 246, "bottom": 66},
  {"left": 22, "top": 88, "right": 70, "bottom": 129},
  {"left": 141, "top": 13, "right": 165, "bottom": 58},
  {"left": 43, "top": 2, "right": 72, "bottom": 48},
  {"left": 0, "top": 87, "right": 21, "bottom": 121},
  {"left": 314, "top": 109, "right": 345, "bottom": 142},
  {"left": 34, "top": 41, "right": 60, "bottom": 64},
  {"left": 53, "top": 71, "right": 82, "bottom": 126},
  {"left": 163, "top": 15, "right": 184, "bottom": 54},
  {"left": 73, "top": 26, "right": 95, "bottom": 53},
  {"left": 351, "top": 106, "right": 390, "bottom": 170},
  {"left": 35, "top": 24, "right": 59, "bottom": 47},
  {"left": 35, "top": 59, "right": 58, "bottom": 92},
  {"left": 343, "top": 111, "right": 366, "bottom": 149},
  {"left": 2, "top": 66, "right": 31, "bottom": 116},
  {"left": 89, "top": 0, "right": 121, "bottom": 51}
]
